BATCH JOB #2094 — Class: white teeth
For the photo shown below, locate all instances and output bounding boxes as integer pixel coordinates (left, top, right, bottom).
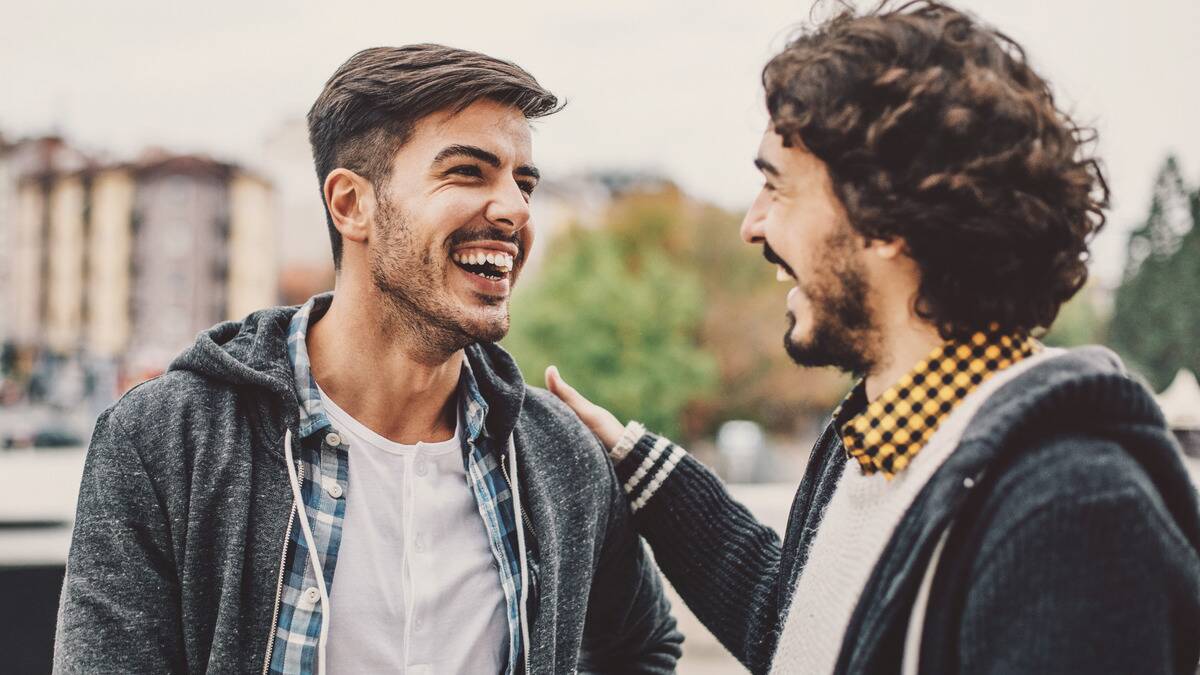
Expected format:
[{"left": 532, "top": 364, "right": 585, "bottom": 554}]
[
  {"left": 453, "top": 249, "right": 515, "bottom": 274},
  {"left": 777, "top": 265, "right": 790, "bottom": 281}
]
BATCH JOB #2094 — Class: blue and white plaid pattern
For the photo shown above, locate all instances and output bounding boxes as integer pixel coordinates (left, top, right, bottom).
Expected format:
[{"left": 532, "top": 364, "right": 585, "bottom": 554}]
[
  {"left": 460, "top": 366, "right": 525, "bottom": 675},
  {"left": 268, "top": 295, "right": 523, "bottom": 674}
]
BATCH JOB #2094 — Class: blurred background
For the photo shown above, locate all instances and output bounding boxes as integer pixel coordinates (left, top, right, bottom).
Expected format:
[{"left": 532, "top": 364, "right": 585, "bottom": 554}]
[{"left": 1, "top": 0, "right": 1198, "bottom": 672}]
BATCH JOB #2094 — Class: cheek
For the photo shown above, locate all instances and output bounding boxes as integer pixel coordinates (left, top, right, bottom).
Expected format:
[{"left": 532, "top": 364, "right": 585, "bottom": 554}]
[
  {"left": 412, "top": 196, "right": 482, "bottom": 242},
  {"left": 766, "top": 215, "right": 810, "bottom": 266},
  {"left": 519, "top": 223, "right": 535, "bottom": 256}
]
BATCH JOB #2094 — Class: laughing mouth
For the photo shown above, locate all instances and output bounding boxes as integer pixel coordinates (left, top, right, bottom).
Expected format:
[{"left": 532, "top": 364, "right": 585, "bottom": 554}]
[{"left": 451, "top": 249, "right": 515, "bottom": 282}]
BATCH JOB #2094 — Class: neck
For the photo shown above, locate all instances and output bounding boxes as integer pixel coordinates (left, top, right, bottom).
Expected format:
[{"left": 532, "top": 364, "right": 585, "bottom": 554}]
[
  {"left": 863, "top": 307, "right": 943, "bottom": 402},
  {"left": 307, "top": 275, "right": 461, "bottom": 444}
]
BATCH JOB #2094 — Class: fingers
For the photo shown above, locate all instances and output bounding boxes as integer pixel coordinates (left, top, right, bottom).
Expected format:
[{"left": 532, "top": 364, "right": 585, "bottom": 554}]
[
  {"left": 545, "top": 365, "right": 625, "bottom": 450},
  {"left": 545, "top": 365, "right": 587, "bottom": 410}
]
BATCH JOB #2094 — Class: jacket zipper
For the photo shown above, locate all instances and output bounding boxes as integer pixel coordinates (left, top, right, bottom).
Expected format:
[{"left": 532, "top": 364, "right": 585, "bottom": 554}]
[
  {"left": 499, "top": 450, "right": 532, "bottom": 675},
  {"left": 261, "top": 459, "right": 304, "bottom": 675},
  {"left": 500, "top": 453, "right": 536, "bottom": 536}
]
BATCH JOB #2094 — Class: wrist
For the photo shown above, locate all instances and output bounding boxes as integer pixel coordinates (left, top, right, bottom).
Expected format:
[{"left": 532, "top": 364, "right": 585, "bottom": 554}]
[{"left": 609, "top": 421, "right": 646, "bottom": 462}]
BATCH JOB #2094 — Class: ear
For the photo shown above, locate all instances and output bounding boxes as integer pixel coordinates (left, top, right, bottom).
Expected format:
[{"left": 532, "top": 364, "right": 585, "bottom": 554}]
[
  {"left": 866, "top": 236, "right": 905, "bottom": 261},
  {"left": 324, "top": 168, "right": 375, "bottom": 244}
]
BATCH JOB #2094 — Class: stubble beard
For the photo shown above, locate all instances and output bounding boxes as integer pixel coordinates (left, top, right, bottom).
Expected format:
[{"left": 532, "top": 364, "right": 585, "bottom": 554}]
[{"left": 368, "top": 197, "right": 511, "bottom": 360}]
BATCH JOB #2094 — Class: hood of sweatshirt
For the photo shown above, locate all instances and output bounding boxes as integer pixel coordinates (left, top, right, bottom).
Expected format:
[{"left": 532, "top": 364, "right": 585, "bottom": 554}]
[
  {"left": 839, "top": 345, "right": 1200, "bottom": 672},
  {"left": 950, "top": 345, "right": 1199, "bottom": 554}
]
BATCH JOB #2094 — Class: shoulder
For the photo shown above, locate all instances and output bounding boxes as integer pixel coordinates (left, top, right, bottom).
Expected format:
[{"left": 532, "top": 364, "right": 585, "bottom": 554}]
[
  {"left": 102, "top": 370, "right": 257, "bottom": 474},
  {"left": 520, "top": 385, "right": 601, "bottom": 444},
  {"left": 976, "top": 433, "right": 1198, "bottom": 572},
  {"left": 109, "top": 370, "right": 238, "bottom": 431},
  {"left": 517, "top": 385, "right": 615, "bottom": 482}
]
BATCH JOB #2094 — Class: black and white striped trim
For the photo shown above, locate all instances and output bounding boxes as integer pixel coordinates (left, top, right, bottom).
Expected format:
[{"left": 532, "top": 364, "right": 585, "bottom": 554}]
[
  {"left": 612, "top": 427, "right": 686, "bottom": 513},
  {"left": 610, "top": 421, "right": 646, "bottom": 463}
]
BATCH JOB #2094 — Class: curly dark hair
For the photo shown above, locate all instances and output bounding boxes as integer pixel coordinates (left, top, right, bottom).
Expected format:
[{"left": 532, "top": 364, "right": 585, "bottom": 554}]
[{"left": 763, "top": 0, "right": 1109, "bottom": 339}]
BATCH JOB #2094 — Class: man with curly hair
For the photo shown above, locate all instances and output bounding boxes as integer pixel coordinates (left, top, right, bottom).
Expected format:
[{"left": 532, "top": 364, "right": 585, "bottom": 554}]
[{"left": 548, "top": 1, "right": 1200, "bottom": 673}]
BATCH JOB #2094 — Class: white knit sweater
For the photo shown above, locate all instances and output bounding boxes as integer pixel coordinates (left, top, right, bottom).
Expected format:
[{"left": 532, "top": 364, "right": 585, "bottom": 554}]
[{"left": 769, "top": 348, "right": 1063, "bottom": 674}]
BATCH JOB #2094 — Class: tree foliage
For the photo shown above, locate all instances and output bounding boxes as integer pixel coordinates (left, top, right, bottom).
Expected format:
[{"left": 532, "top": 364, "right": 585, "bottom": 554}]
[{"left": 1109, "top": 156, "right": 1200, "bottom": 390}]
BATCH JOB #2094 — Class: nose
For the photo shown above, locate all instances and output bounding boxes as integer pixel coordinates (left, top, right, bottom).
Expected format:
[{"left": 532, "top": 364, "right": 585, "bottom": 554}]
[
  {"left": 740, "top": 188, "right": 769, "bottom": 244},
  {"left": 484, "top": 179, "right": 532, "bottom": 234}
]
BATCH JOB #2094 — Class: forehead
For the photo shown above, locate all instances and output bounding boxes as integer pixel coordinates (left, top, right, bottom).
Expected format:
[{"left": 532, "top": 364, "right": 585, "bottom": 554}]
[
  {"left": 757, "top": 126, "right": 784, "bottom": 159},
  {"left": 757, "top": 127, "right": 822, "bottom": 177},
  {"left": 410, "top": 99, "right": 533, "bottom": 160}
]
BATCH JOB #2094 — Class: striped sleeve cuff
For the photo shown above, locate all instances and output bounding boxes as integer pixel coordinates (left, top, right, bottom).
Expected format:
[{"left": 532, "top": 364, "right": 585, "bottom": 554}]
[{"left": 611, "top": 426, "right": 686, "bottom": 513}]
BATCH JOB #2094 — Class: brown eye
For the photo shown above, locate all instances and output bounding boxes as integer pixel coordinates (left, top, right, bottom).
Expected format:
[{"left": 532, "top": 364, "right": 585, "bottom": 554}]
[{"left": 448, "top": 165, "right": 483, "bottom": 178}]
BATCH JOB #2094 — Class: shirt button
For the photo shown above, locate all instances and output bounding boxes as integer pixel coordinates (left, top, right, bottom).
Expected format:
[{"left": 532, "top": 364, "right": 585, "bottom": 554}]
[
  {"left": 325, "top": 432, "right": 342, "bottom": 447},
  {"left": 324, "top": 480, "right": 343, "bottom": 499},
  {"left": 415, "top": 460, "right": 428, "bottom": 477},
  {"left": 415, "top": 535, "right": 425, "bottom": 552},
  {"left": 414, "top": 617, "right": 425, "bottom": 632},
  {"left": 303, "top": 587, "right": 320, "bottom": 605}
]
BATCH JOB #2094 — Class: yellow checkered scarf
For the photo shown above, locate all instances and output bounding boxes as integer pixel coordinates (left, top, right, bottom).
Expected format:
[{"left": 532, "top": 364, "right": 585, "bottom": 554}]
[{"left": 839, "top": 331, "right": 1039, "bottom": 478}]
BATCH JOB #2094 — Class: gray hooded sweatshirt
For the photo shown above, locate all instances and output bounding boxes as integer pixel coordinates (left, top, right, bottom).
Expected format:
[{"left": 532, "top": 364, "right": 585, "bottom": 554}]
[{"left": 53, "top": 299, "right": 682, "bottom": 674}]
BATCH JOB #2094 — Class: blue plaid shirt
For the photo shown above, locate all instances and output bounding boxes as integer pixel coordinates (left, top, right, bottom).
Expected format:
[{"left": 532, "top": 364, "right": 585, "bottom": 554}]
[{"left": 267, "top": 295, "right": 524, "bottom": 674}]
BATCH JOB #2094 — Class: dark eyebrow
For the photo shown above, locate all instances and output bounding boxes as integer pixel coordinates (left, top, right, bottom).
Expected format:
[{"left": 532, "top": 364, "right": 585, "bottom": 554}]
[
  {"left": 754, "top": 156, "right": 780, "bottom": 177},
  {"left": 432, "top": 143, "right": 540, "bottom": 182},
  {"left": 432, "top": 144, "right": 501, "bottom": 168}
]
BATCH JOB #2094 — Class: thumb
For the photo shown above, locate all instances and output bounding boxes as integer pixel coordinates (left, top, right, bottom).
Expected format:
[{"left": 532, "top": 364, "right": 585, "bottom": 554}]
[
  {"left": 545, "top": 365, "right": 624, "bottom": 450},
  {"left": 545, "top": 365, "right": 586, "bottom": 410}
]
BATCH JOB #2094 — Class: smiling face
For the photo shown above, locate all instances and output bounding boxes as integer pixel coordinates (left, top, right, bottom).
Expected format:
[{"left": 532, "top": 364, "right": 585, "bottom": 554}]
[
  {"left": 741, "top": 128, "right": 880, "bottom": 375},
  {"left": 362, "top": 97, "right": 537, "bottom": 348},
  {"left": 365, "top": 99, "right": 538, "bottom": 350}
]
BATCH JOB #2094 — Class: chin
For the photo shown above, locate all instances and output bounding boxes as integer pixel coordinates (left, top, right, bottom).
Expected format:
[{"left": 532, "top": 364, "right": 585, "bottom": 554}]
[{"left": 461, "top": 310, "right": 510, "bottom": 344}]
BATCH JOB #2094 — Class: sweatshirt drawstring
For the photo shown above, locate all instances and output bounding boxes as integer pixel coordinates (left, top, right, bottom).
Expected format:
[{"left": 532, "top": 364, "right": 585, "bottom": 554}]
[{"left": 284, "top": 429, "right": 331, "bottom": 673}]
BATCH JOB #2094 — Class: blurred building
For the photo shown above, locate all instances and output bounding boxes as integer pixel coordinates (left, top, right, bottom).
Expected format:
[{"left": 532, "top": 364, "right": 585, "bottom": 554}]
[
  {"left": 0, "top": 134, "right": 277, "bottom": 402},
  {"left": 1, "top": 137, "right": 91, "bottom": 351}
]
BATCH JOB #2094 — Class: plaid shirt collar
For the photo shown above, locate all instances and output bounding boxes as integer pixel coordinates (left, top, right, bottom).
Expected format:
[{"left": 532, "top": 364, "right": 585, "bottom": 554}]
[
  {"left": 836, "top": 330, "right": 1039, "bottom": 478},
  {"left": 270, "top": 294, "right": 523, "bottom": 674},
  {"left": 287, "top": 295, "right": 491, "bottom": 443}
]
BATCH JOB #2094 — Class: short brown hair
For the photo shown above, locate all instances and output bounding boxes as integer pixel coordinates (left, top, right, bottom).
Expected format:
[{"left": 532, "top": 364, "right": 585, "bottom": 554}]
[
  {"left": 307, "top": 44, "right": 561, "bottom": 267},
  {"left": 763, "top": 1, "right": 1109, "bottom": 339}
]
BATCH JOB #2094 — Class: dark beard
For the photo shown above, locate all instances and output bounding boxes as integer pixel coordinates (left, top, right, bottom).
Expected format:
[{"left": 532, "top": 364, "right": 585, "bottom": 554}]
[{"left": 782, "top": 231, "right": 878, "bottom": 376}]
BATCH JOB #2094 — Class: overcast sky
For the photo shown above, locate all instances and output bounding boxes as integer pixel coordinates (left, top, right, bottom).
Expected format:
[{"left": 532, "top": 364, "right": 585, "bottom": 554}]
[{"left": 2, "top": 0, "right": 1197, "bottom": 284}]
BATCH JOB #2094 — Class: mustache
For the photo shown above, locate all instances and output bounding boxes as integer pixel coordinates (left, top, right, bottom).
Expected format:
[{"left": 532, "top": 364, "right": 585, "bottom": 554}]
[
  {"left": 449, "top": 226, "right": 524, "bottom": 261},
  {"left": 762, "top": 242, "right": 795, "bottom": 277}
]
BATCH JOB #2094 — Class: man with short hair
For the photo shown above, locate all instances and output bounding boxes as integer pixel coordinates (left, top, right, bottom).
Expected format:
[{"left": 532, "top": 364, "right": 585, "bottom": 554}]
[
  {"left": 54, "top": 44, "right": 681, "bottom": 674},
  {"left": 549, "top": 3, "right": 1200, "bottom": 673}
]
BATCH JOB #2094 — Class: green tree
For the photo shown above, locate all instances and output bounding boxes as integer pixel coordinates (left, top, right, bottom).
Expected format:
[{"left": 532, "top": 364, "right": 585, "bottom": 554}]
[
  {"left": 505, "top": 225, "right": 716, "bottom": 440},
  {"left": 1109, "top": 156, "right": 1200, "bottom": 389}
]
